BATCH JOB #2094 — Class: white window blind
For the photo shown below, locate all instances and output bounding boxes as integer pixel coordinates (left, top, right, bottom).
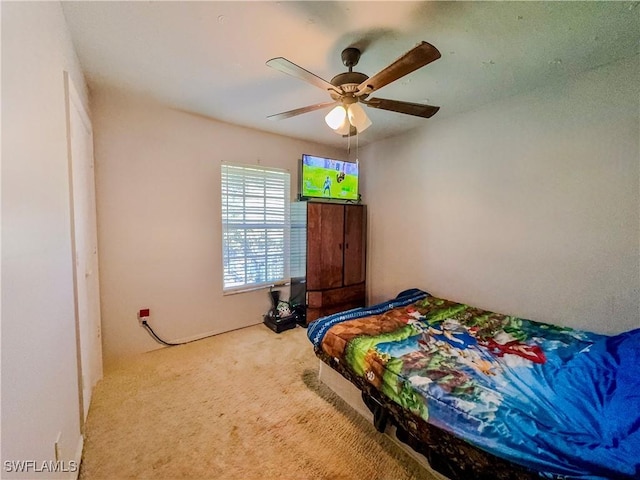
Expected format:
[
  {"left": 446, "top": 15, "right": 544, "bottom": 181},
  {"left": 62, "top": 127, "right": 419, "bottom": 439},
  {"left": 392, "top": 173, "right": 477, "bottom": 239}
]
[{"left": 221, "top": 164, "right": 290, "bottom": 292}]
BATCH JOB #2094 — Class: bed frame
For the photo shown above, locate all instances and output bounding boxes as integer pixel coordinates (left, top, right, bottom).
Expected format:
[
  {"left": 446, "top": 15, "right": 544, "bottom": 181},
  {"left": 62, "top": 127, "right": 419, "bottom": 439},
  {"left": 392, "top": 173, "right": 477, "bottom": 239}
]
[
  {"left": 318, "top": 359, "right": 449, "bottom": 480},
  {"left": 316, "top": 350, "right": 542, "bottom": 480}
]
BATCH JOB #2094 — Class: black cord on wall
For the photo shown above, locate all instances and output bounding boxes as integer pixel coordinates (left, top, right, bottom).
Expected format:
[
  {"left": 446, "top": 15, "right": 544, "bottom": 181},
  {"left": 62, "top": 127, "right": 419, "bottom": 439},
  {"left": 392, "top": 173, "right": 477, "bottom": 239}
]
[{"left": 141, "top": 320, "right": 185, "bottom": 347}]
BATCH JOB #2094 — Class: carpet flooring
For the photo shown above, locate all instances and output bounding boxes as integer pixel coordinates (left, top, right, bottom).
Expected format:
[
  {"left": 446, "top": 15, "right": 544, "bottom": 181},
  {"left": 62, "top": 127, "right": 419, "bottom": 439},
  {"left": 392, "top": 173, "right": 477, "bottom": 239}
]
[{"left": 79, "top": 324, "right": 438, "bottom": 479}]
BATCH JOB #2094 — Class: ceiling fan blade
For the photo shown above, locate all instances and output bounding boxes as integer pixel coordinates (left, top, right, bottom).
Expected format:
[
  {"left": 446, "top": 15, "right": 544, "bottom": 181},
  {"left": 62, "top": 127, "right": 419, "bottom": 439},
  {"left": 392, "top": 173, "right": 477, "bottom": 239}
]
[
  {"left": 365, "top": 97, "right": 440, "bottom": 118},
  {"left": 267, "top": 101, "right": 337, "bottom": 121},
  {"left": 356, "top": 41, "right": 441, "bottom": 95},
  {"left": 266, "top": 57, "right": 336, "bottom": 92}
]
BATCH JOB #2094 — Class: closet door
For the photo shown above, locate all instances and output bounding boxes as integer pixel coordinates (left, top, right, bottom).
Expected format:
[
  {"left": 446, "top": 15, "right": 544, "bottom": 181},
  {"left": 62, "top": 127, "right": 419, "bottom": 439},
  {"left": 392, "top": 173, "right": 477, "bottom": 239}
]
[
  {"left": 343, "top": 205, "right": 366, "bottom": 286},
  {"left": 306, "top": 203, "right": 344, "bottom": 290}
]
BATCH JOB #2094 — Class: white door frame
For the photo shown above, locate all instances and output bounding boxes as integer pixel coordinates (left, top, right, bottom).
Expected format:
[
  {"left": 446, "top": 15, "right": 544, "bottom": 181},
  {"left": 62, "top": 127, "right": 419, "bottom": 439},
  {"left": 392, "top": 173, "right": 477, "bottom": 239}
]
[{"left": 65, "top": 71, "right": 104, "bottom": 429}]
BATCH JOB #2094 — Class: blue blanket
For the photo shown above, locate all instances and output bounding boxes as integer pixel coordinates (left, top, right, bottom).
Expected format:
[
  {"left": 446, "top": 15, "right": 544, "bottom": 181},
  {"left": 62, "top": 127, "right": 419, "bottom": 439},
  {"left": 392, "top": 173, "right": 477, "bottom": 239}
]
[{"left": 308, "top": 291, "right": 640, "bottom": 479}]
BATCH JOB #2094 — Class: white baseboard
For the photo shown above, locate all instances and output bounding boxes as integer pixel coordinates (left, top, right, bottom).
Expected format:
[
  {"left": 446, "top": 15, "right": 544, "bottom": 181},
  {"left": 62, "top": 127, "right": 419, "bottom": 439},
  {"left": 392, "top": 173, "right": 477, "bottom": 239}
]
[
  {"left": 317, "top": 361, "right": 450, "bottom": 480},
  {"left": 167, "top": 322, "right": 263, "bottom": 345}
]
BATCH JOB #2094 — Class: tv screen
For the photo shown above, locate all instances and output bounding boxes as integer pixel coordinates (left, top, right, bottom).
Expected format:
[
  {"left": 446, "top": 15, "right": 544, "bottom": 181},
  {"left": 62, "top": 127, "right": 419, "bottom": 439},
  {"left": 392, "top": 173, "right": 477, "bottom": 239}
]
[{"left": 300, "top": 154, "right": 359, "bottom": 201}]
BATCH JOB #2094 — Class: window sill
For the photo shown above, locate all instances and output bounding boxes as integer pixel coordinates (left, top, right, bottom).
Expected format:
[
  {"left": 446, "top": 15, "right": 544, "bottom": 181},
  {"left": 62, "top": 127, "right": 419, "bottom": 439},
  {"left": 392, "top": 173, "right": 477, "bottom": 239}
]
[{"left": 222, "top": 280, "right": 290, "bottom": 296}]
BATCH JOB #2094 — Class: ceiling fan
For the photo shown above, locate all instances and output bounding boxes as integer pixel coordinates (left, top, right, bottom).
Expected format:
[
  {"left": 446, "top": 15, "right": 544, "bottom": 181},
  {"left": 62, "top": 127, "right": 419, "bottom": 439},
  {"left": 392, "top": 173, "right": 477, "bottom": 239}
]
[{"left": 266, "top": 41, "right": 441, "bottom": 136}]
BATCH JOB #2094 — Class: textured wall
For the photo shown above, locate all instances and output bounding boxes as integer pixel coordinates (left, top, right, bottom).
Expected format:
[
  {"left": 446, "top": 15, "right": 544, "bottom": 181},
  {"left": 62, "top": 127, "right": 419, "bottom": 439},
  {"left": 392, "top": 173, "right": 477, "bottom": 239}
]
[
  {"left": 2, "top": 1, "right": 89, "bottom": 475},
  {"left": 362, "top": 56, "right": 639, "bottom": 334},
  {"left": 91, "top": 87, "right": 346, "bottom": 364}
]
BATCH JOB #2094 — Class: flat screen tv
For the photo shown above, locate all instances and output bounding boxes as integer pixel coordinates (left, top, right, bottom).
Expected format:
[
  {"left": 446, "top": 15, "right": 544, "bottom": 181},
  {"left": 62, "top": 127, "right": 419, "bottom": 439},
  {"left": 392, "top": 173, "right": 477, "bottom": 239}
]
[{"left": 300, "top": 154, "right": 359, "bottom": 201}]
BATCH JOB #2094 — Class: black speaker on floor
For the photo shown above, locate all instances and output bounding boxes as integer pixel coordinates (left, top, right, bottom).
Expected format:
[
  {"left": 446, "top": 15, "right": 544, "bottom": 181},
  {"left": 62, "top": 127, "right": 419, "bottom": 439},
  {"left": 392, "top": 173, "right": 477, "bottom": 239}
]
[
  {"left": 263, "top": 287, "right": 299, "bottom": 333},
  {"left": 289, "top": 277, "right": 307, "bottom": 326},
  {"left": 263, "top": 312, "right": 298, "bottom": 333}
]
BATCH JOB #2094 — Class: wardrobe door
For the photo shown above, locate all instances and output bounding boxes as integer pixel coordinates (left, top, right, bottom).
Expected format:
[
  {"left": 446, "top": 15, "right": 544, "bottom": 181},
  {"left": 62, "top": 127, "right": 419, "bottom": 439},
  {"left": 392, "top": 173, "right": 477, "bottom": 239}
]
[
  {"left": 306, "top": 203, "right": 344, "bottom": 290},
  {"left": 343, "top": 205, "right": 366, "bottom": 286}
]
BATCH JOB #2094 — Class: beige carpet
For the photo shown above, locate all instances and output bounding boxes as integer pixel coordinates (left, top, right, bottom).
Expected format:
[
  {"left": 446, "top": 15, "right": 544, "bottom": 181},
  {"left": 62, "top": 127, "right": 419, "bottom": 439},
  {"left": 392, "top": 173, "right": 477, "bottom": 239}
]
[{"left": 80, "top": 324, "right": 438, "bottom": 480}]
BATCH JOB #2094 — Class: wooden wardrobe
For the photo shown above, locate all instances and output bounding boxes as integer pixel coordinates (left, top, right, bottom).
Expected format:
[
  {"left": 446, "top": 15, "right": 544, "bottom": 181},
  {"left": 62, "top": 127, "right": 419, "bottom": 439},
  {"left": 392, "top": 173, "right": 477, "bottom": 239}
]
[{"left": 301, "top": 201, "right": 366, "bottom": 323}]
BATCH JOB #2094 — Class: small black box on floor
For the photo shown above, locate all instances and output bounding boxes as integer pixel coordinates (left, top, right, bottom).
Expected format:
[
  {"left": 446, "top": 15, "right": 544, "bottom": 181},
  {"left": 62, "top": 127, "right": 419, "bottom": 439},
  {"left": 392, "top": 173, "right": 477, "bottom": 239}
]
[{"left": 263, "top": 313, "right": 298, "bottom": 333}]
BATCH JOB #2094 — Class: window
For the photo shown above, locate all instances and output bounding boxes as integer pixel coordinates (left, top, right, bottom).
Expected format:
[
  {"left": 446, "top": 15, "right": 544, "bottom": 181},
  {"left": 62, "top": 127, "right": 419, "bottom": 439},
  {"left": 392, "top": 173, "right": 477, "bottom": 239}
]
[{"left": 221, "top": 164, "right": 290, "bottom": 293}]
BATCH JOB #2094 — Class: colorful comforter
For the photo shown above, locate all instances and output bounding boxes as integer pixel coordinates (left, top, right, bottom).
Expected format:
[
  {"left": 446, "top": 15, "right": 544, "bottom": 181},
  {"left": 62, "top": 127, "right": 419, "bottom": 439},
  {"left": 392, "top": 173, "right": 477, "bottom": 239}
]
[{"left": 307, "top": 290, "right": 640, "bottom": 479}]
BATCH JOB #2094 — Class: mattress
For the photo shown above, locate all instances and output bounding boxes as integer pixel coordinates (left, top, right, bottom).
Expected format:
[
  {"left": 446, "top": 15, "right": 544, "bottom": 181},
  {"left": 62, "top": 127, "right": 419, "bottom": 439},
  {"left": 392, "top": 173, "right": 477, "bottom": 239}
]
[{"left": 307, "top": 289, "right": 640, "bottom": 480}]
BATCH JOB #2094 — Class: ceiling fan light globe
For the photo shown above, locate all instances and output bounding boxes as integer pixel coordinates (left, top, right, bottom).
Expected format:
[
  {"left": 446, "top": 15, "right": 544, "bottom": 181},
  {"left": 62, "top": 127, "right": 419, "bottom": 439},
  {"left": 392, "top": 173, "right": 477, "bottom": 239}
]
[
  {"left": 348, "top": 103, "right": 372, "bottom": 133},
  {"left": 325, "top": 105, "right": 348, "bottom": 130}
]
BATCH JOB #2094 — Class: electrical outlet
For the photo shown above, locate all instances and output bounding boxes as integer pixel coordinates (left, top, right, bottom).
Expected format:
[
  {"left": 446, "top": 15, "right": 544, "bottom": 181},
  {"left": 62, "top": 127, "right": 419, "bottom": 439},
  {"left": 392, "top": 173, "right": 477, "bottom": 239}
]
[{"left": 138, "top": 308, "right": 150, "bottom": 324}]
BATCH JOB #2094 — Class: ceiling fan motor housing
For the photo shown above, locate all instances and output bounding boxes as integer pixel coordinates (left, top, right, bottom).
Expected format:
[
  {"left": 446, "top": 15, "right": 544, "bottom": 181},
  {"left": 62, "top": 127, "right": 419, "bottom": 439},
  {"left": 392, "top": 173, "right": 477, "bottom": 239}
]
[
  {"left": 330, "top": 71, "right": 369, "bottom": 101},
  {"left": 331, "top": 47, "right": 370, "bottom": 102}
]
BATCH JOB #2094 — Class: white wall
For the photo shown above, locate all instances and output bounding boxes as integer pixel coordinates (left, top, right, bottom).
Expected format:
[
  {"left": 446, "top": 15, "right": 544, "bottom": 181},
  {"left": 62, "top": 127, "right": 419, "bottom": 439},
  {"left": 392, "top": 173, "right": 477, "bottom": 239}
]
[
  {"left": 362, "top": 56, "right": 639, "bottom": 335},
  {"left": 91, "top": 87, "right": 345, "bottom": 365},
  {"left": 1, "top": 1, "right": 89, "bottom": 477}
]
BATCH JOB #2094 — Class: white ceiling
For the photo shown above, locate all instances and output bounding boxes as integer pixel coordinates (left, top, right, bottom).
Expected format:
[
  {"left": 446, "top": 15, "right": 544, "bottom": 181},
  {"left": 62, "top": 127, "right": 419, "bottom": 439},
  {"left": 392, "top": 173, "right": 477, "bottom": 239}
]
[{"left": 61, "top": 1, "right": 640, "bottom": 148}]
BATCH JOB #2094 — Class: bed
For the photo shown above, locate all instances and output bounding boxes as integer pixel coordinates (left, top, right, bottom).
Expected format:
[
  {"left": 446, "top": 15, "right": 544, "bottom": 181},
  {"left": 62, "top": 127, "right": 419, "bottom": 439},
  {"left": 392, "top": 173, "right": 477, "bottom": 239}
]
[{"left": 307, "top": 289, "right": 640, "bottom": 480}]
